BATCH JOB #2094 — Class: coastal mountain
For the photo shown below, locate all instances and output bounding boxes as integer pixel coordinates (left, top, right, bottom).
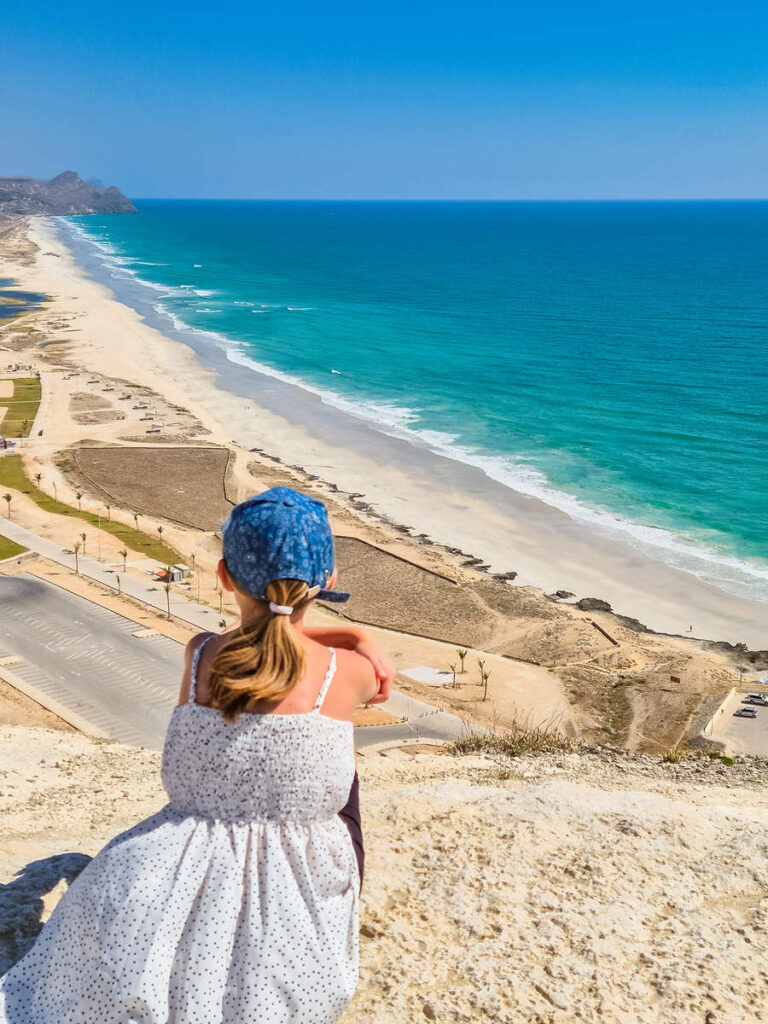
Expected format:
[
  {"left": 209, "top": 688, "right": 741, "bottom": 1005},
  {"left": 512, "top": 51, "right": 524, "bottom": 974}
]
[{"left": 0, "top": 171, "right": 136, "bottom": 216}]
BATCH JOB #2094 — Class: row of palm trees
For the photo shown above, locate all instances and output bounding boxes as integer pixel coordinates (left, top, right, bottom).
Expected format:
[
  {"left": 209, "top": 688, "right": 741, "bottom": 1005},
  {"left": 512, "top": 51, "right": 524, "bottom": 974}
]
[
  {"left": 448, "top": 648, "right": 492, "bottom": 700},
  {"left": 71, "top": 536, "right": 129, "bottom": 575},
  {"left": 9, "top": 472, "right": 218, "bottom": 626}
]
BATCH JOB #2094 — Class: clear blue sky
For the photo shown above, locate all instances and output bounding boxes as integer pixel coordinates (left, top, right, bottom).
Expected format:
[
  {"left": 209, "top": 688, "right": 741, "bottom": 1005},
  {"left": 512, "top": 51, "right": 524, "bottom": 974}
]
[{"left": 3, "top": 1, "right": 766, "bottom": 199}]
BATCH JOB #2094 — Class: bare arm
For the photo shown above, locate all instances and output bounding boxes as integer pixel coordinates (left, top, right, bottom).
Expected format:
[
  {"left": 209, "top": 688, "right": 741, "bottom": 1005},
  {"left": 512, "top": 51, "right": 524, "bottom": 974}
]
[{"left": 305, "top": 624, "right": 395, "bottom": 704}]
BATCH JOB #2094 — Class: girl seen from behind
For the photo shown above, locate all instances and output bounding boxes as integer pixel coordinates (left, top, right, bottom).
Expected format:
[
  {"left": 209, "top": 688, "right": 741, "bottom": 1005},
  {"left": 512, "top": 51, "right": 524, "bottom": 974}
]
[{"left": 0, "top": 486, "right": 391, "bottom": 1023}]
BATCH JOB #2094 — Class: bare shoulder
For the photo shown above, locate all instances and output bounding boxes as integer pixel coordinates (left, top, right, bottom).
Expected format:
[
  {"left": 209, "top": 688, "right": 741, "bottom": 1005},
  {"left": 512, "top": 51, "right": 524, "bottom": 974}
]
[
  {"left": 186, "top": 630, "right": 217, "bottom": 654},
  {"left": 178, "top": 632, "right": 218, "bottom": 705}
]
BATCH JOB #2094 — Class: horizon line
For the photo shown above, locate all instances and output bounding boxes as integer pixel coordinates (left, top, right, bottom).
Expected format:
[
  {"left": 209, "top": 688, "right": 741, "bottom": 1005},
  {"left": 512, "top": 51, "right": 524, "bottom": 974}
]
[{"left": 128, "top": 195, "right": 768, "bottom": 203}]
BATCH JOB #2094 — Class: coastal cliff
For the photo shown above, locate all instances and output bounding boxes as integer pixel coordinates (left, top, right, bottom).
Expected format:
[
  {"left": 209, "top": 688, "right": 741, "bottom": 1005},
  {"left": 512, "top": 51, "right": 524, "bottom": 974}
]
[
  {"left": 0, "top": 171, "right": 136, "bottom": 216},
  {"left": 1, "top": 725, "right": 766, "bottom": 1022}
]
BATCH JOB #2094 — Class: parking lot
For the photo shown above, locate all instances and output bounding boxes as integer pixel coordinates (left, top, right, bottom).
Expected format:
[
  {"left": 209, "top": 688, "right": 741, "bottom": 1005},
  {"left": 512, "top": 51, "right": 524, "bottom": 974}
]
[{"left": 707, "top": 687, "right": 768, "bottom": 757}]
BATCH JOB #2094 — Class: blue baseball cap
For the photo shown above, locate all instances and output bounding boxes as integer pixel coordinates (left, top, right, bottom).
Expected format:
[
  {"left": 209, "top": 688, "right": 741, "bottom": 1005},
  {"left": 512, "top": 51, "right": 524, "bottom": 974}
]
[{"left": 221, "top": 486, "right": 349, "bottom": 603}]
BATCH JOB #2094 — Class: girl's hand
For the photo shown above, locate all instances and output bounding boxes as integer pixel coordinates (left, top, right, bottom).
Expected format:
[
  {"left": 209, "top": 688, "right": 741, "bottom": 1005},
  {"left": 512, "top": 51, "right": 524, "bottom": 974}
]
[{"left": 353, "top": 633, "right": 396, "bottom": 704}]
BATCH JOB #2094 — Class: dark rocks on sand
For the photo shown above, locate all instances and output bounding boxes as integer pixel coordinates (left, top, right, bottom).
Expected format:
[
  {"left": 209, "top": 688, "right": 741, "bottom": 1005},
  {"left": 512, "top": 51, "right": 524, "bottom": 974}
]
[
  {"left": 494, "top": 571, "right": 519, "bottom": 582},
  {"left": 576, "top": 597, "right": 613, "bottom": 613},
  {"left": 615, "top": 614, "right": 651, "bottom": 634}
]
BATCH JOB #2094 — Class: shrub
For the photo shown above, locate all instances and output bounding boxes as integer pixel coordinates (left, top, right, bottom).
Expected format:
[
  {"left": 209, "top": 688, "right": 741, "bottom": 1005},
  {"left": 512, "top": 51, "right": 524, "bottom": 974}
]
[{"left": 452, "top": 715, "right": 572, "bottom": 759}]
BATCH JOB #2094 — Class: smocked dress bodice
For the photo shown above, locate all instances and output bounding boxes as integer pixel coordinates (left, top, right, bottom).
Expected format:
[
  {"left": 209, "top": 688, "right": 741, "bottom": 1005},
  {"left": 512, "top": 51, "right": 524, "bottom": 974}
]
[{"left": 162, "top": 649, "right": 355, "bottom": 823}]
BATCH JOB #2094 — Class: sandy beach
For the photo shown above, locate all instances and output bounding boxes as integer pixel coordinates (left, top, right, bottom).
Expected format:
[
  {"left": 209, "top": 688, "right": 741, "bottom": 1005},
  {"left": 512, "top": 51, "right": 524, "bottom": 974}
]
[{"left": 2, "top": 216, "right": 765, "bottom": 649}]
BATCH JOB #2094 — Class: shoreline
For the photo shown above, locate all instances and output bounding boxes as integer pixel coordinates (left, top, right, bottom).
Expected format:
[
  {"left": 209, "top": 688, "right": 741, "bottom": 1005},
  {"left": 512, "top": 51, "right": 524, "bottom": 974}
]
[{"left": 5, "top": 215, "right": 768, "bottom": 648}]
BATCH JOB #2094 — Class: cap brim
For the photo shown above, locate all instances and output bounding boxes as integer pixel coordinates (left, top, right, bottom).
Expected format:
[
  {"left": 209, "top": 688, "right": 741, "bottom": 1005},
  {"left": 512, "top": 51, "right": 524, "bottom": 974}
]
[{"left": 317, "top": 589, "right": 351, "bottom": 603}]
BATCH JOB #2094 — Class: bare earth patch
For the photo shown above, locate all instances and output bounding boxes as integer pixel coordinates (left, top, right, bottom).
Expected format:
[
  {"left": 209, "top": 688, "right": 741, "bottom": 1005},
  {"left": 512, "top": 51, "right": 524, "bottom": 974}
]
[
  {"left": 72, "top": 410, "right": 126, "bottom": 425},
  {"left": 71, "top": 445, "right": 234, "bottom": 530},
  {"left": 0, "top": 679, "right": 71, "bottom": 730},
  {"left": 333, "top": 536, "right": 541, "bottom": 651},
  {"left": 68, "top": 393, "right": 111, "bottom": 412}
]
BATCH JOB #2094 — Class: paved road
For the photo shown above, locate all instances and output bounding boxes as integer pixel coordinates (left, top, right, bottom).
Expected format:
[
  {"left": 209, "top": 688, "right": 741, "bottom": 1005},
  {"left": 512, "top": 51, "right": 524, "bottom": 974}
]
[
  {"left": 355, "top": 690, "right": 467, "bottom": 748},
  {"left": 0, "top": 574, "right": 183, "bottom": 748},
  {"left": 0, "top": 515, "right": 226, "bottom": 631},
  {"left": 0, "top": 574, "right": 466, "bottom": 752}
]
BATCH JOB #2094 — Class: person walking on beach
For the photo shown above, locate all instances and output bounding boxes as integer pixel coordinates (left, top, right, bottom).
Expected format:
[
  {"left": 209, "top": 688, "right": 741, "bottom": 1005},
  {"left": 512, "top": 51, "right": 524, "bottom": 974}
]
[{"left": 0, "top": 487, "right": 391, "bottom": 1024}]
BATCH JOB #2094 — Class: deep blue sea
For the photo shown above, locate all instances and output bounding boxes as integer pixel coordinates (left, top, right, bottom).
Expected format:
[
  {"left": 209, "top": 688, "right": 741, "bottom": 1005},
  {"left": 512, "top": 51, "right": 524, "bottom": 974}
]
[{"left": 64, "top": 201, "right": 768, "bottom": 601}]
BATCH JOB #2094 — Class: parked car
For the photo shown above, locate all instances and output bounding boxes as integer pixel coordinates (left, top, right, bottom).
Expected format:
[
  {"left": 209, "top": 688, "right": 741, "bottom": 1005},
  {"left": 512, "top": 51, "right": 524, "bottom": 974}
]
[
  {"left": 734, "top": 707, "right": 758, "bottom": 718},
  {"left": 744, "top": 695, "right": 768, "bottom": 706}
]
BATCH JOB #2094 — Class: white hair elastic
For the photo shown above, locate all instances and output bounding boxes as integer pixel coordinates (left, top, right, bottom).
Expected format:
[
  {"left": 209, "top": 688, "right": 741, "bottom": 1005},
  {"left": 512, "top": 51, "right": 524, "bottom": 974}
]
[{"left": 269, "top": 602, "right": 293, "bottom": 616}]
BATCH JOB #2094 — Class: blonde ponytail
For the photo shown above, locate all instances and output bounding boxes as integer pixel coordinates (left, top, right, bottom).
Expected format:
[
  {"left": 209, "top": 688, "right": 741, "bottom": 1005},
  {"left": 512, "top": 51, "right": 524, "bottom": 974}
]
[{"left": 208, "top": 578, "right": 310, "bottom": 721}]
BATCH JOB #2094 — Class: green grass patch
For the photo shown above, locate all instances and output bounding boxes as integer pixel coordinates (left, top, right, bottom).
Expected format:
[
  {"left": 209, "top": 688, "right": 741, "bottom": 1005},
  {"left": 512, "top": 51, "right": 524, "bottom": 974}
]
[
  {"left": 0, "top": 455, "right": 179, "bottom": 564},
  {"left": 1, "top": 378, "right": 42, "bottom": 437},
  {"left": 0, "top": 536, "right": 27, "bottom": 560}
]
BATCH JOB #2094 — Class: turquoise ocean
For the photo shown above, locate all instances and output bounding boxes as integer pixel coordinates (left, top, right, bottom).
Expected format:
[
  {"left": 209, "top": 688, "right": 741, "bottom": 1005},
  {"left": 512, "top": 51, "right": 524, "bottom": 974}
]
[{"left": 61, "top": 201, "right": 768, "bottom": 603}]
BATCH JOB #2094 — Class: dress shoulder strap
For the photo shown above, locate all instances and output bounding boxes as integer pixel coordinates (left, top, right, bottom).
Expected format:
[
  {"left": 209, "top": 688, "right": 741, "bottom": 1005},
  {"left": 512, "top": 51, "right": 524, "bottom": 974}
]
[
  {"left": 313, "top": 648, "right": 337, "bottom": 712},
  {"left": 189, "top": 634, "right": 215, "bottom": 704}
]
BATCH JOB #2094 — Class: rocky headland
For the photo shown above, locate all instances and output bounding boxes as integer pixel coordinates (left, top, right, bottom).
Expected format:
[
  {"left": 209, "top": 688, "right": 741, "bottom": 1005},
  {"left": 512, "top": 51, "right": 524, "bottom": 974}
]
[{"left": 0, "top": 171, "right": 135, "bottom": 216}]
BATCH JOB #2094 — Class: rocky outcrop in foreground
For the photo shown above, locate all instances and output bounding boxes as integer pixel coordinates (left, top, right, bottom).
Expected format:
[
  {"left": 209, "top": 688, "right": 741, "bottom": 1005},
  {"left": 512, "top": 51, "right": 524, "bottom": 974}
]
[
  {"left": 1, "top": 727, "right": 766, "bottom": 1022},
  {"left": 0, "top": 172, "right": 136, "bottom": 216}
]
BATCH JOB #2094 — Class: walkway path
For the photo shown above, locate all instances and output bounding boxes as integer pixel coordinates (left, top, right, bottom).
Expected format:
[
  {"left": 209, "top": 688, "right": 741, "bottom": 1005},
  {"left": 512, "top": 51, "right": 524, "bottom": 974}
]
[{"left": 0, "top": 515, "right": 222, "bottom": 630}]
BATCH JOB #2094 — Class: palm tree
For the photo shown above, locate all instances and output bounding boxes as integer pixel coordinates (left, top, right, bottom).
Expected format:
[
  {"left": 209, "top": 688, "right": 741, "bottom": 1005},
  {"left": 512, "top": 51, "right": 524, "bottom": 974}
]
[
  {"left": 116, "top": 574, "right": 122, "bottom": 595},
  {"left": 75, "top": 490, "right": 83, "bottom": 510},
  {"left": 477, "top": 658, "right": 486, "bottom": 684},
  {"left": 157, "top": 525, "right": 164, "bottom": 540},
  {"left": 456, "top": 648, "right": 468, "bottom": 674},
  {"left": 80, "top": 531, "right": 87, "bottom": 555},
  {"left": 133, "top": 512, "right": 140, "bottom": 532},
  {"left": 105, "top": 503, "right": 111, "bottom": 522},
  {"left": 218, "top": 619, "right": 227, "bottom": 630},
  {"left": 481, "top": 670, "right": 491, "bottom": 701},
  {"left": 449, "top": 662, "right": 457, "bottom": 687},
  {"left": 164, "top": 582, "right": 172, "bottom": 620},
  {"left": 73, "top": 540, "right": 81, "bottom": 574},
  {"left": 119, "top": 547, "right": 128, "bottom": 571},
  {"left": 2, "top": 493, "right": 11, "bottom": 519},
  {"left": 33, "top": 472, "right": 42, "bottom": 490}
]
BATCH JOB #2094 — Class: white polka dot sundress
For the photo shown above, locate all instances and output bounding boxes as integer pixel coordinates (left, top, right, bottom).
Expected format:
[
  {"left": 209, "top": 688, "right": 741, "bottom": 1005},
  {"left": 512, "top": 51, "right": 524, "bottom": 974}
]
[{"left": 0, "top": 641, "right": 360, "bottom": 1023}]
